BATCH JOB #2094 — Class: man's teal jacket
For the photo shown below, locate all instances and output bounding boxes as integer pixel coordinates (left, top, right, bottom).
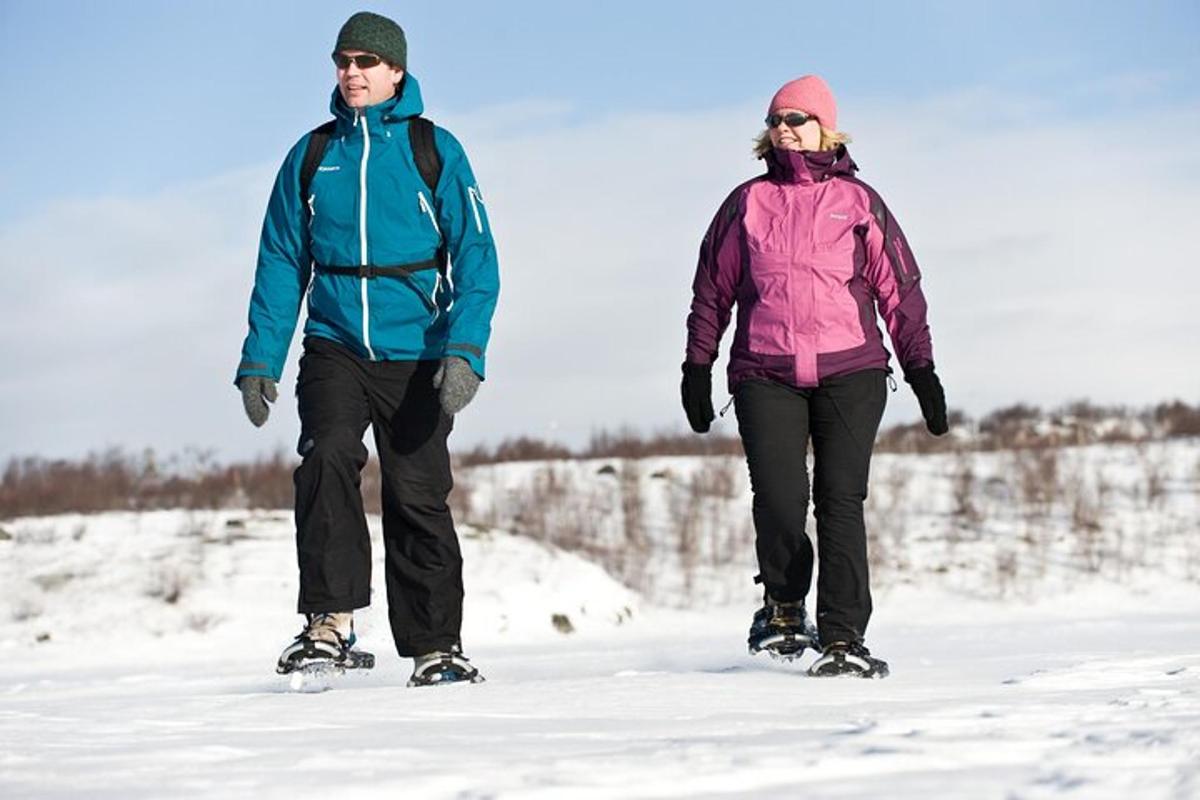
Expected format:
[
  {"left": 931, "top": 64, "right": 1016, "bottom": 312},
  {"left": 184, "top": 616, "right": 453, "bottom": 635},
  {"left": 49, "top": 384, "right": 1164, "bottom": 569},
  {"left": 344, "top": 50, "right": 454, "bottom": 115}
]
[{"left": 236, "top": 74, "right": 499, "bottom": 384}]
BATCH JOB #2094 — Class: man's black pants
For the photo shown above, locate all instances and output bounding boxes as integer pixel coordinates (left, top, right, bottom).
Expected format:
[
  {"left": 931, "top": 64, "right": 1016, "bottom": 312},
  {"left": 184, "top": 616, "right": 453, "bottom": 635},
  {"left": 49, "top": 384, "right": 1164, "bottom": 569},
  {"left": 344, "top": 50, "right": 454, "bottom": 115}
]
[
  {"left": 293, "top": 336, "right": 461, "bottom": 657},
  {"left": 733, "top": 369, "right": 887, "bottom": 645}
]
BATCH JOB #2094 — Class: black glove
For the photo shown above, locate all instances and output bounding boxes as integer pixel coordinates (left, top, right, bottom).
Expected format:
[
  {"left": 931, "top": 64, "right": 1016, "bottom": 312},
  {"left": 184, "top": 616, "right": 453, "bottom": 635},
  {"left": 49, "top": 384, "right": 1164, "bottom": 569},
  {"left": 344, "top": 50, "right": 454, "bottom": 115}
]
[
  {"left": 237, "top": 376, "right": 278, "bottom": 428},
  {"left": 905, "top": 365, "right": 948, "bottom": 436},
  {"left": 681, "top": 362, "right": 715, "bottom": 434}
]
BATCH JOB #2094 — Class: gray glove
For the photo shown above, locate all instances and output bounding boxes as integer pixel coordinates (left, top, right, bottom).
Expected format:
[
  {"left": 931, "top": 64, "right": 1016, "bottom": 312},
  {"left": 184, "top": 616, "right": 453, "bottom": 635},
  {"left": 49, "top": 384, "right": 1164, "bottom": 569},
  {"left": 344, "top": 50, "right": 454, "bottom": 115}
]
[
  {"left": 432, "top": 357, "right": 480, "bottom": 416},
  {"left": 237, "top": 376, "right": 278, "bottom": 428}
]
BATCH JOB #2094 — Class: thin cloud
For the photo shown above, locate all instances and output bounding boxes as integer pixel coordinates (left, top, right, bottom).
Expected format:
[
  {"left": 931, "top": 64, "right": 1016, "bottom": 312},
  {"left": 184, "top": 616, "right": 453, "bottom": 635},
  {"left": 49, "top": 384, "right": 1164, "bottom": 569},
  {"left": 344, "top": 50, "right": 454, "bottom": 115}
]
[{"left": 1, "top": 90, "right": 1197, "bottom": 462}]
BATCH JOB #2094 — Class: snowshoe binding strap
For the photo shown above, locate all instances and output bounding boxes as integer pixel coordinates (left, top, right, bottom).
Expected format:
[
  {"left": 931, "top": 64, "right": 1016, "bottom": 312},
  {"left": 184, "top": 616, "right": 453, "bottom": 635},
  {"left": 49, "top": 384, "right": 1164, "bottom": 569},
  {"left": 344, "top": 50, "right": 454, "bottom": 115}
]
[
  {"left": 807, "top": 641, "right": 889, "bottom": 679},
  {"left": 407, "top": 651, "right": 484, "bottom": 687}
]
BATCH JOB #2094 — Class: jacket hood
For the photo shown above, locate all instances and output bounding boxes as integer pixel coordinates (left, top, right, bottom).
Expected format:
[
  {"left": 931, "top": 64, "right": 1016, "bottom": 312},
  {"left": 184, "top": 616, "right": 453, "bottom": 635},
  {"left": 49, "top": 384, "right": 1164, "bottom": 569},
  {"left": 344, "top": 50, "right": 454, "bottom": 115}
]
[
  {"left": 764, "top": 145, "right": 858, "bottom": 185},
  {"left": 329, "top": 72, "right": 425, "bottom": 128}
]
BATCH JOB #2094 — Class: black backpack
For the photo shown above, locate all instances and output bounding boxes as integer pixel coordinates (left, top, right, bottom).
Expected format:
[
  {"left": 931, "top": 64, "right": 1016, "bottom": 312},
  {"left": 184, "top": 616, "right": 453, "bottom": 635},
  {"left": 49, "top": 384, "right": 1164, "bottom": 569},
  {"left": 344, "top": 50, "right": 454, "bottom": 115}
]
[{"left": 298, "top": 116, "right": 446, "bottom": 278}]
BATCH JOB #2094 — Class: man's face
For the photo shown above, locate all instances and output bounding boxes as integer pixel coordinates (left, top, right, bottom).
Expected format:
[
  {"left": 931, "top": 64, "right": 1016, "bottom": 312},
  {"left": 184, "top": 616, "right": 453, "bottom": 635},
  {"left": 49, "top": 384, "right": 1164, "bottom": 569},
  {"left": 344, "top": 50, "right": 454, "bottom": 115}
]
[{"left": 334, "top": 50, "right": 405, "bottom": 108}]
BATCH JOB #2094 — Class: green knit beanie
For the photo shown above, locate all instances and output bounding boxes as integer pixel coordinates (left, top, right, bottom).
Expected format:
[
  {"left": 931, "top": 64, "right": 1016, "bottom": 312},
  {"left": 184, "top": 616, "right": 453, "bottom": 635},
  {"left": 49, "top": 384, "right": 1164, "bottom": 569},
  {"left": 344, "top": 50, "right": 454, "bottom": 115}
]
[{"left": 334, "top": 12, "right": 407, "bottom": 70}]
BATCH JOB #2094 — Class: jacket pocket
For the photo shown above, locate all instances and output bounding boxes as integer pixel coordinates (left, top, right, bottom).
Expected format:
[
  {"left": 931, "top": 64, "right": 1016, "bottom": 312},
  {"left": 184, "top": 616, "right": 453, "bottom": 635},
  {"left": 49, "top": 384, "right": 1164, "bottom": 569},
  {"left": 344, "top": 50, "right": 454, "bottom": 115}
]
[
  {"left": 746, "top": 251, "right": 794, "bottom": 355},
  {"left": 403, "top": 271, "right": 441, "bottom": 321}
]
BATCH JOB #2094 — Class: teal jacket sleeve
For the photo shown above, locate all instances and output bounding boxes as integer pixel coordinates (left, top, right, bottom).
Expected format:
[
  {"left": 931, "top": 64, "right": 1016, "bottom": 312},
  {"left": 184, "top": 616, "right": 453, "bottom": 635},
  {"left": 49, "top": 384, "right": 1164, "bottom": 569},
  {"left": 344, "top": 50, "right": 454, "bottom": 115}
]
[
  {"left": 433, "top": 128, "right": 500, "bottom": 379},
  {"left": 234, "top": 136, "right": 313, "bottom": 385}
]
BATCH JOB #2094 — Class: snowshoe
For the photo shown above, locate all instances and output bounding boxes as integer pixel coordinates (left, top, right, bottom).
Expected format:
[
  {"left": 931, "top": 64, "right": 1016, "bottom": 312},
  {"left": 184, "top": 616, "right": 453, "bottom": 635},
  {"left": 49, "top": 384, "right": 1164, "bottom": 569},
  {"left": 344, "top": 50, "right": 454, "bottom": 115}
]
[
  {"left": 407, "top": 646, "right": 484, "bottom": 688},
  {"left": 748, "top": 596, "right": 819, "bottom": 661},
  {"left": 807, "top": 641, "right": 889, "bottom": 679},
  {"left": 276, "top": 612, "right": 374, "bottom": 676}
]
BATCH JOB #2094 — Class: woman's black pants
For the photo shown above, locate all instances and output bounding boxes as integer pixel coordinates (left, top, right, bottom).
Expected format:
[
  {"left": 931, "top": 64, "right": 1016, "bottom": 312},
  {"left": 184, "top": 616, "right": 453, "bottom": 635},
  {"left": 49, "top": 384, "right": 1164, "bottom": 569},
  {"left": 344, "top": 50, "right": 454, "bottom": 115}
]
[
  {"left": 734, "top": 369, "right": 887, "bottom": 645},
  {"left": 292, "top": 336, "right": 461, "bottom": 657}
]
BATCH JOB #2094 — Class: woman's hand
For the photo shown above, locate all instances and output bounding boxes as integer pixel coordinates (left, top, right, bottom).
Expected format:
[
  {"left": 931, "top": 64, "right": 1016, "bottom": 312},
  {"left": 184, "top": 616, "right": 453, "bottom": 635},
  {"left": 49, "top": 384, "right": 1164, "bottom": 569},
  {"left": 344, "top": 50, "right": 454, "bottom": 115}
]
[
  {"left": 681, "top": 362, "right": 715, "bottom": 433},
  {"left": 904, "top": 365, "right": 948, "bottom": 436}
]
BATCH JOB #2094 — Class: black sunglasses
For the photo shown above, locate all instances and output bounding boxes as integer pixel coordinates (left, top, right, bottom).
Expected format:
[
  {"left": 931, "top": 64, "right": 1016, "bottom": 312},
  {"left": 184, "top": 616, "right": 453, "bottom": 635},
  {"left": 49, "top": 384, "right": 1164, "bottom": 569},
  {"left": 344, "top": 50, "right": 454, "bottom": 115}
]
[
  {"left": 765, "top": 112, "right": 815, "bottom": 129},
  {"left": 332, "top": 52, "right": 384, "bottom": 70}
]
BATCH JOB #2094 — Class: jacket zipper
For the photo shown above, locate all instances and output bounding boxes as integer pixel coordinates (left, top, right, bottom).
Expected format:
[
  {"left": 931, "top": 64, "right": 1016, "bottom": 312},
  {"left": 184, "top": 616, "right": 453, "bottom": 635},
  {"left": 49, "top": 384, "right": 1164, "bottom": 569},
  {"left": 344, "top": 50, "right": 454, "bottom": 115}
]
[
  {"left": 358, "top": 113, "right": 375, "bottom": 360},
  {"left": 417, "top": 190, "right": 441, "bottom": 236},
  {"left": 467, "top": 186, "right": 484, "bottom": 234},
  {"left": 416, "top": 190, "right": 442, "bottom": 320}
]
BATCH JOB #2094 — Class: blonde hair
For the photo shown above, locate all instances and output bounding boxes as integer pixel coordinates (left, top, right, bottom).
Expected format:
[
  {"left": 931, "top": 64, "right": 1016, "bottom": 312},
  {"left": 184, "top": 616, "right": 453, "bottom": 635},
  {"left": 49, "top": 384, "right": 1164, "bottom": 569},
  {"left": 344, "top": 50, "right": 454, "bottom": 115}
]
[{"left": 753, "top": 126, "right": 852, "bottom": 158}]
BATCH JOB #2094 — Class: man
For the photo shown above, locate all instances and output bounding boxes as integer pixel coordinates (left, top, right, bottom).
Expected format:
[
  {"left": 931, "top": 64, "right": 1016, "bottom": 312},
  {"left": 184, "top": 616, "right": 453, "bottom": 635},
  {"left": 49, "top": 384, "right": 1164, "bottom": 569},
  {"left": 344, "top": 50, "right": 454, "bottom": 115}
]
[{"left": 235, "top": 12, "right": 499, "bottom": 687}]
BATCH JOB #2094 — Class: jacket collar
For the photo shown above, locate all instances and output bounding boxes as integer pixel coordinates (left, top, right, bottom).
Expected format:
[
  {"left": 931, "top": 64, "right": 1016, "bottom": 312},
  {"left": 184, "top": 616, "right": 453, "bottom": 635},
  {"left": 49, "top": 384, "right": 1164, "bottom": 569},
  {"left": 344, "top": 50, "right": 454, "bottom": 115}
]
[
  {"left": 329, "top": 72, "right": 425, "bottom": 132},
  {"left": 764, "top": 145, "right": 858, "bottom": 185}
]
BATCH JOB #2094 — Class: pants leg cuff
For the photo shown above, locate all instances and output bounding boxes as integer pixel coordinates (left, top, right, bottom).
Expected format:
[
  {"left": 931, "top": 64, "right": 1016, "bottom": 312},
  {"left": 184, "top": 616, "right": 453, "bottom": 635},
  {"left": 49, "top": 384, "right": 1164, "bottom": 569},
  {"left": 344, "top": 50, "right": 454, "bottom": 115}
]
[
  {"left": 393, "top": 637, "right": 461, "bottom": 658},
  {"left": 296, "top": 593, "right": 371, "bottom": 614}
]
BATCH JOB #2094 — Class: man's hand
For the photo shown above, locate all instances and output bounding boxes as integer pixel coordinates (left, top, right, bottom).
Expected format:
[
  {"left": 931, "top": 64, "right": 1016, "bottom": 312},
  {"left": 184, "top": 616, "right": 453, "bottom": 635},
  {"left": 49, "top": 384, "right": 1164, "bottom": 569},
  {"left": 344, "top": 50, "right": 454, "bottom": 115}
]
[
  {"left": 237, "top": 376, "right": 278, "bottom": 428},
  {"left": 433, "top": 357, "right": 481, "bottom": 416}
]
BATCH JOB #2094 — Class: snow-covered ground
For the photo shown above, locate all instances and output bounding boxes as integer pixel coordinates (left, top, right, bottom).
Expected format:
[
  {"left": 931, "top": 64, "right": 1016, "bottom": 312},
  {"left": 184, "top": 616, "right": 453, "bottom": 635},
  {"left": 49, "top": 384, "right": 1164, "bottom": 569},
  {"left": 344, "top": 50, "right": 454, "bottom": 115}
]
[
  {"left": 3, "top": 586, "right": 1199, "bottom": 800},
  {"left": 2, "top": 440, "right": 1200, "bottom": 798}
]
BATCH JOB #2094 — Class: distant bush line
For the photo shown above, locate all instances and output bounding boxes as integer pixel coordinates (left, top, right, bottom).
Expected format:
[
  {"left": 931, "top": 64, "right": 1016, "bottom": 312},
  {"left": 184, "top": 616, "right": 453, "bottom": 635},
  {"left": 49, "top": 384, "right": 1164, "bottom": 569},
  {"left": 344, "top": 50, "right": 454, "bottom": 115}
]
[{"left": 2, "top": 400, "right": 1197, "bottom": 519}]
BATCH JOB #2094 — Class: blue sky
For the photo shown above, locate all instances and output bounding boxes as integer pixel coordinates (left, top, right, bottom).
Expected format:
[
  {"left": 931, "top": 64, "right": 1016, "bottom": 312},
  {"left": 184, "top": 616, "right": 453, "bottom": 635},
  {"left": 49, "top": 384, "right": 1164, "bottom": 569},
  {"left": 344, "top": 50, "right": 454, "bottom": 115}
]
[
  {"left": 1, "top": 1, "right": 1198, "bottom": 462},
  {"left": 2, "top": 1, "right": 1196, "bottom": 219}
]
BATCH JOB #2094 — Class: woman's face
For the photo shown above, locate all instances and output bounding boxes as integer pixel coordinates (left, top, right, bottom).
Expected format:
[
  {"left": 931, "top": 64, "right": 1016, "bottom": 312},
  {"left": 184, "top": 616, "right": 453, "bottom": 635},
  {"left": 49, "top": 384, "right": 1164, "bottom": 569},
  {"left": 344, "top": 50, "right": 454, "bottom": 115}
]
[{"left": 767, "top": 108, "right": 822, "bottom": 151}]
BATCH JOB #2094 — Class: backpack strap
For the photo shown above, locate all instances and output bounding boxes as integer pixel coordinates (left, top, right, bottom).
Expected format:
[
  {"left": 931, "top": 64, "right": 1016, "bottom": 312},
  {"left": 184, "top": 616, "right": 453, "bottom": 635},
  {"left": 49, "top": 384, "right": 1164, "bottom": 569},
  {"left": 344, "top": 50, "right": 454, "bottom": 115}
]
[
  {"left": 408, "top": 116, "right": 447, "bottom": 274},
  {"left": 299, "top": 120, "right": 336, "bottom": 212},
  {"left": 298, "top": 116, "right": 447, "bottom": 274},
  {"left": 408, "top": 116, "right": 442, "bottom": 195}
]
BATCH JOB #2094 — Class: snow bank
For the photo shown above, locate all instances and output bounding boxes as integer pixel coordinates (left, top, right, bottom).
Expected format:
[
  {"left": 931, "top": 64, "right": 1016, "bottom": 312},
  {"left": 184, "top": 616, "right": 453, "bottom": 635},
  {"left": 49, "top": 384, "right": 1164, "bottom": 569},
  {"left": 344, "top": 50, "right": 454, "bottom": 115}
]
[{"left": 0, "top": 510, "right": 638, "bottom": 651}]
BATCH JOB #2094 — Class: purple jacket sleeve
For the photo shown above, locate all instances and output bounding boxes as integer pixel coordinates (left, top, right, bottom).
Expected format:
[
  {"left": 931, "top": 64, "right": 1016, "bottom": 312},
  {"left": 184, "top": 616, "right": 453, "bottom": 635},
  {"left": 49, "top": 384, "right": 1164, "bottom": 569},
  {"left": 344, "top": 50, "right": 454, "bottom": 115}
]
[
  {"left": 685, "top": 190, "right": 745, "bottom": 365},
  {"left": 861, "top": 189, "right": 933, "bottom": 374}
]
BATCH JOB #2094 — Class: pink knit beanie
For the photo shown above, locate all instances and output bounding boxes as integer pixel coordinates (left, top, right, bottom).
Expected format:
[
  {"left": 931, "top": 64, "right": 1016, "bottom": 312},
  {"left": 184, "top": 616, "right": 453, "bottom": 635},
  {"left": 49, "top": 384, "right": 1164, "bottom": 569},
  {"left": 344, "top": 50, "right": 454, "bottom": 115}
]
[{"left": 768, "top": 75, "right": 837, "bottom": 131}]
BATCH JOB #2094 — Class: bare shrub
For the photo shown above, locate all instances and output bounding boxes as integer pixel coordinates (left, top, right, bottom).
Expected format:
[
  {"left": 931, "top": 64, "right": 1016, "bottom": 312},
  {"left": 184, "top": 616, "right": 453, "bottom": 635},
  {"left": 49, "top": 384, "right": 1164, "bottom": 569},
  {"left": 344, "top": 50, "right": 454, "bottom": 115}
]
[
  {"left": 1015, "top": 447, "right": 1060, "bottom": 519},
  {"left": 1184, "top": 520, "right": 1200, "bottom": 583},
  {"left": 145, "top": 564, "right": 191, "bottom": 605},
  {"left": 1143, "top": 453, "right": 1168, "bottom": 509},
  {"left": 448, "top": 471, "right": 475, "bottom": 527},
  {"left": 0, "top": 447, "right": 298, "bottom": 518},
  {"left": 2, "top": 400, "right": 1194, "bottom": 519},
  {"left": 690, "top": 458, "right": 740, "bottom": 501},
  {"left": 667, "top": 477, "right": 701, "bottom": 597},
  {"left": 614, "top": 461, "right": 653, "bottom": 593},
  {"left": 875, "top": 410, "right": 969, "bottom": 454},
  {"left": 458, "top": 437, "right": 573, "bottom": 467},
  {"left": 994, "top": 548, "right": 1020, "bottom": 598},
  {"left": 951, "top": 450, "right": 982, "bottom": 528},
  {"left": 1067, "top": 476, "right": 1105, "bottom": 573},
  {"left": 619, "top": 461, "right": 646, "bottom": 550},
  {"left": 866, "top": 460, "right": 912, "bottom": 580},
  {"left": 980, "top": 404, "right": 1042, "bottom": 448},
  {"left": 511, "top": 466, "right": 569, "bottom": 544},
  {"left": 587, "top": 428, "right": 743, "bottom": 459},
  {"left": 1155, "top": 400, "right": 1200, "bottom": 438}
]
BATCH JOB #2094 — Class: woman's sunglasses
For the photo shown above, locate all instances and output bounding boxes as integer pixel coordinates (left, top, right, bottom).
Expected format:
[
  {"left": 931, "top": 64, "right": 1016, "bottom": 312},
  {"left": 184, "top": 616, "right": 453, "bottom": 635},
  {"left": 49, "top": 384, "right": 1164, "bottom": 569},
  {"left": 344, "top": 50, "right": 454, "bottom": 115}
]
[
  {"left": 765, "top": 112, "right": 814, "bottom": 129},
  {"left": 332, "top": 53, "right": 384, "bottom": 70}
]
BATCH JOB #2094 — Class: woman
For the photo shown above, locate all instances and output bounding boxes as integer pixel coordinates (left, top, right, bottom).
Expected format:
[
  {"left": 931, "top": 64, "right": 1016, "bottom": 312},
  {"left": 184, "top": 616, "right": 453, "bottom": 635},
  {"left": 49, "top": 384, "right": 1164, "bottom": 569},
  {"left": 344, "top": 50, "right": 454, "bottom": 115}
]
[{"left": 681, "top": 75, "right": 948, "bottom": 678}]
